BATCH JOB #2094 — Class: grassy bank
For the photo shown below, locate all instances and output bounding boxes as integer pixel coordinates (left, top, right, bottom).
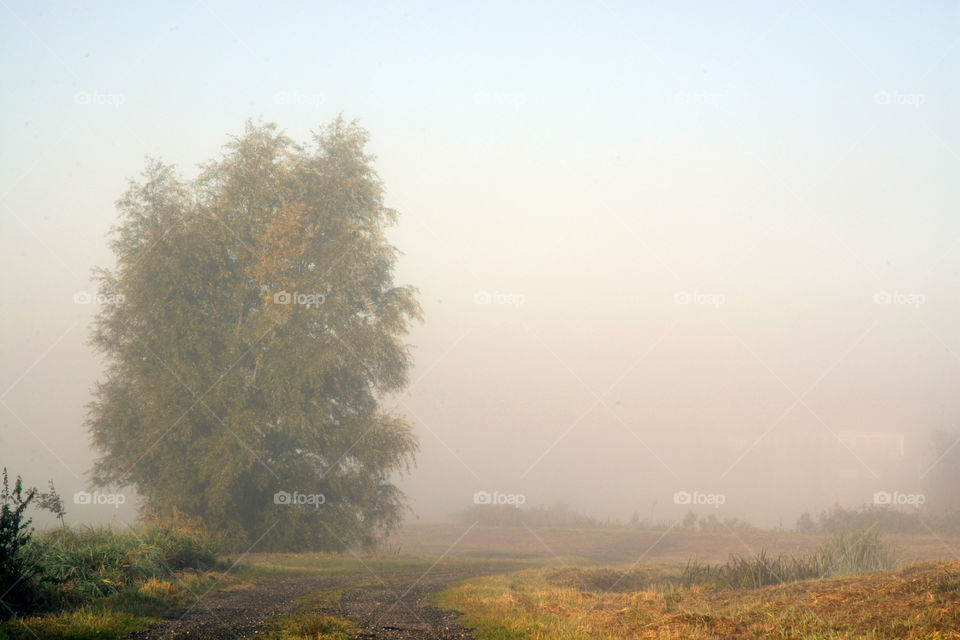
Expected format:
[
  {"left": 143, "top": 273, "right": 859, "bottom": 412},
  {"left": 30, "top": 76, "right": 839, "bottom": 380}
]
[{"left": 435, "top": 532, "right": 957, "bottom": 639}]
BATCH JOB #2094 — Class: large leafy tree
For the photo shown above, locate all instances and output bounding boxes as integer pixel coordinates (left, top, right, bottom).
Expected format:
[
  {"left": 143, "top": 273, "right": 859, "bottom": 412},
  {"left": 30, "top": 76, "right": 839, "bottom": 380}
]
[{"left": 88, "top": 118, "right": 421, "bottom": 551}]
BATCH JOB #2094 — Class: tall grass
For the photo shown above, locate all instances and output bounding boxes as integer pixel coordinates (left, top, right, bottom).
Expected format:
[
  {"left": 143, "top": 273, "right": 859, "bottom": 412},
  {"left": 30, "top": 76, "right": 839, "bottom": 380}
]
[
  {"left": 681, "top": 529, "right": 897, "bottom": 590},
  {"left": 12, "top": 524, "right": 217, "bottom": 612}
]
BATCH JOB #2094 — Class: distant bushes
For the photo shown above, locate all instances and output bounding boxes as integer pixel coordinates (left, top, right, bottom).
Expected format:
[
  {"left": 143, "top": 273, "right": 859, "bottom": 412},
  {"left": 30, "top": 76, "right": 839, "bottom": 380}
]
[
  {"left": 676, "top": 512, "right": 758, "bottom": 533},
  {"left": 461, "top": 503, "right": 768, "bottom": 532},
  {"left": 681, "top": 529, "right": 897, "bottom": 590},
  {"left": 795, "top": 504, "right": 960, "bottom": 535},
  {"left": 460, "top": 503, "right": 605, "bottom": 528}
]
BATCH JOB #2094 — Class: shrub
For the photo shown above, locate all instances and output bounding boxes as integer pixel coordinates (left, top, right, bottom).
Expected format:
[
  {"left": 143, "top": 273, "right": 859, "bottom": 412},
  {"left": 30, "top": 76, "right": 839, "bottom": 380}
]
[{"left": 0, "top": 469, "right": 40, "bottom": 618}]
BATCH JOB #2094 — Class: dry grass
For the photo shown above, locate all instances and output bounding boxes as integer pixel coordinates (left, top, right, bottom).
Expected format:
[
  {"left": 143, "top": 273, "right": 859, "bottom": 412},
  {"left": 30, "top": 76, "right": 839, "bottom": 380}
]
[{"left": 436, "top": 560, "right": 960, "bottom": 639}]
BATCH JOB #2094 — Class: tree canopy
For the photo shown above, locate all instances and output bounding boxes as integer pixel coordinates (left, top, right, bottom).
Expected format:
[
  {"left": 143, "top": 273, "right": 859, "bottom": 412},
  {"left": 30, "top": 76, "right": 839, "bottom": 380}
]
[{"left": 87, "top": 118, "right": 421, "bottom": 551}]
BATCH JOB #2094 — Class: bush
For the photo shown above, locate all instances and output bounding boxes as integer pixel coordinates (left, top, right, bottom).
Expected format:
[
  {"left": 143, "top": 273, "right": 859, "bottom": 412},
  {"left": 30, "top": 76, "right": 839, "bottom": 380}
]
[
  {"left": 0, "top": 470, "right": 39, "bottom": 617},
  {"left": 459, "top": 503, "right": 601, "bottom": 528},
  {"left": 795, "top": 504, "right": 960, "bottom": 535}
]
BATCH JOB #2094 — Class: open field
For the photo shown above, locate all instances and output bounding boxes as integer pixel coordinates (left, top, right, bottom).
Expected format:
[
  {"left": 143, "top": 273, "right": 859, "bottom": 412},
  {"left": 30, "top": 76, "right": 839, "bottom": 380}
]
[{"left": 389, "top": 523, "right": 960, "bottom": 564}]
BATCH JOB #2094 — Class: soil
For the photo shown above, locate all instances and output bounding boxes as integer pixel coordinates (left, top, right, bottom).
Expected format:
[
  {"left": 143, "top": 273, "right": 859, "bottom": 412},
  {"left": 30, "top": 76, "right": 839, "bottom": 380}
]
[{"left": 128, "top": 567, "right": 489, "bottom": 640}]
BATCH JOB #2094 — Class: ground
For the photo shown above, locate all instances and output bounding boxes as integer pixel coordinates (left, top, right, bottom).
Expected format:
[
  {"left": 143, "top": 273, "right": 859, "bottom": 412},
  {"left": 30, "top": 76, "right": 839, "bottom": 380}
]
[
  {"left": 127, "top": 569, "right": 485, "bottom": 640},
  {"left": 5, "top": 525, "right": 960, "bottom": 639}
]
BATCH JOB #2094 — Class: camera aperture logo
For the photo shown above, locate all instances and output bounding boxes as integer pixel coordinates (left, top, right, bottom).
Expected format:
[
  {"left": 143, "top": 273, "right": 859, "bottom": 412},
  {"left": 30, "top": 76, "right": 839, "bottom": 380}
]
[
  {"left": 673, "top": 490, "right": 725, "bottom": 509},
  {"left": 274, "top": 490, "right": 326, "bottom": 508},
  {"left": 473, "top": 490, "right": 526, "bottom": 508},
  {"left": 273, "top": 291, "right": 325, "bottom": 309},
  {"left": 73, "top": 490, "right": 126, "bottom": 508},
  {"left": 874, "top": 490, "right": 925, "bottom": 508}
]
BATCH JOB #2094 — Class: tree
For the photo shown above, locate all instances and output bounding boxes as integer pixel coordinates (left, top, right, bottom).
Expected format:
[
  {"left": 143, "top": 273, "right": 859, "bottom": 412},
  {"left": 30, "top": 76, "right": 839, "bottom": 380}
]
[
  {"left": 36, "top": 481, "right": 66, "bottom": 531},
  {"left": 87, "top": 118, "right": 421, "bottom": 551}
]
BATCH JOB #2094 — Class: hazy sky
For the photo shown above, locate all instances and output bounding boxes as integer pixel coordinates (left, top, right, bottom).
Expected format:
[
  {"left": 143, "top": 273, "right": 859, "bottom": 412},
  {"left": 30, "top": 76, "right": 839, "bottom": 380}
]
[{"left": 1, "top": 1, "right": 958, "bottom": 526}]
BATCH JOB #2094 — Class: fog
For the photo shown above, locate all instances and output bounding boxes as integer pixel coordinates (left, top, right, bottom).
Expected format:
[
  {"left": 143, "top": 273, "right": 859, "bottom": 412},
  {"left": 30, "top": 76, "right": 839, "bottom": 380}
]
[{"left": 2, "top": 1, "right": 958, "bottom": 530}]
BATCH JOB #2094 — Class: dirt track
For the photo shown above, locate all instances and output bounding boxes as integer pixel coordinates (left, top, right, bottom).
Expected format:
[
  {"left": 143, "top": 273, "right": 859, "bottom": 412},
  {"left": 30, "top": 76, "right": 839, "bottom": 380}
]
[{"left": 128, "top": 568, "right": 485, "bottom": 640}]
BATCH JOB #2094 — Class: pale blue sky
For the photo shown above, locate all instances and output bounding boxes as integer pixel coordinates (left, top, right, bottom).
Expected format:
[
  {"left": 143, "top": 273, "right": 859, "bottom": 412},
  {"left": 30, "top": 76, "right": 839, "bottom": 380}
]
[{"left": 1, "top": 1, "right": 958, "bottom": 525}]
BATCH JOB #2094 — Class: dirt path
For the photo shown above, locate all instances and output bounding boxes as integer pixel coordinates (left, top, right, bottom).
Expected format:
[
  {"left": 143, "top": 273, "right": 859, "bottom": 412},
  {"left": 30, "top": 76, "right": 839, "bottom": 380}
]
[
  {"left": 128, "top": 568, "right": 486, "bottom": 640},
  {"left": 333, "top": 569, "right": 480, "bottom": 639}
]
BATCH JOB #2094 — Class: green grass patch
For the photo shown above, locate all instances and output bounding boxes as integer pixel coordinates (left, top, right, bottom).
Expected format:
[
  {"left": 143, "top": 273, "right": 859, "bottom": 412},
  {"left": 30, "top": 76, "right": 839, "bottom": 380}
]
[
  {"left": 0, "top": 570, "right": 223, "bottom": 640},
  {"left": 253, "top": 589, "right": 355, "bottom": 640},
  {"left": 0, "top": 609, "right": 152, "bottom": 640}
]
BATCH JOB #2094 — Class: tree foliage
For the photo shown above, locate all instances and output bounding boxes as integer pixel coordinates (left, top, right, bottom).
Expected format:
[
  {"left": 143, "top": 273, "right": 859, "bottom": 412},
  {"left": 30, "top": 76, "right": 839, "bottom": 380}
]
[{"left": 87, "top": 118, "right": 421, "bottom": 551}]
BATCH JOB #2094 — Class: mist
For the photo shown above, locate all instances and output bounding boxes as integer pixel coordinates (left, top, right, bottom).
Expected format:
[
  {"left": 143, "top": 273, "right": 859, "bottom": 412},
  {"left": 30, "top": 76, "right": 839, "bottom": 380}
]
[{"left": 2, "top": 0, "right": 958, "bottom": 534}]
